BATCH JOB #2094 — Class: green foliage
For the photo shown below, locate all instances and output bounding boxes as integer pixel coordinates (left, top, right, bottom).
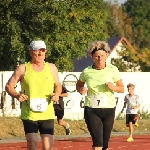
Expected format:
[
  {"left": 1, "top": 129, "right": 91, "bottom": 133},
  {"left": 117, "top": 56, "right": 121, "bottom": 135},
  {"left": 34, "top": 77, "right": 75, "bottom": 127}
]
[
  {"left": 111, "top": 45, "right": 140, "bottom": 72},
  {"left": 138, "top": 107, "right": 150, "bottom": 119},
  {"left": 0, "top": 0, "right": 108, "bottom": 71},
  {"left": 115, "top": 108, "right": 150, "bottom": 120},
  {"left": 123, "top": 0, "right": 150, "bottom": 49},
  {"left": 109, "top": 0, "right": 150, "bottom": 72},
  {"left": 115, "top": 112, "right": 125, "bottom": 120},
  {"left": 105, "top": 1, "right": 124, "bottom": 38}
]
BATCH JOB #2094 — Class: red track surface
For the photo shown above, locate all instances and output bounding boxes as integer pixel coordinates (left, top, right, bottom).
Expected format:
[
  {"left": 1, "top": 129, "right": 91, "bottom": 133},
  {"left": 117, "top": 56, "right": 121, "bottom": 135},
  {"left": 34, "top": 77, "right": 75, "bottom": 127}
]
[{"left": 0, "top": 135, "right": 150, "bottom": 150}]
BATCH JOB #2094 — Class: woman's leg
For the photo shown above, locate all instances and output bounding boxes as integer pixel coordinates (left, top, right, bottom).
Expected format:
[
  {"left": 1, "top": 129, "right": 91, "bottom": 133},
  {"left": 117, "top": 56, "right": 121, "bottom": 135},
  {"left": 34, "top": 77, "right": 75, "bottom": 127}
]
[
  {"left": 92, "top": 147, "right": 102, "bottom": 150},
  {"left": 102, "top": 108, "right": 115, "bottom": 150},
  {"left": 84, "top": 107, "right": 103, "bottom": 150}
]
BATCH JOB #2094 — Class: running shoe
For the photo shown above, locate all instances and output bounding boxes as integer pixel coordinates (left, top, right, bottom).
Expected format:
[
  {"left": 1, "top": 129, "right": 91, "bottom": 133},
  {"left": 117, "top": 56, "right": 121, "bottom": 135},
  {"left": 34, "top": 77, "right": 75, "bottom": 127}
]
[
  {"left": 65, "top": 128, "right": 71, "bottom": 135},
  {"left": 65, "top": 123, "right": 71, "bottom": 135},
  {"left": 127, "top": 137, "right": 133, "bottom": 142},
  {"left": 135, "top": 122, "right": 139, "bottom": 127}
]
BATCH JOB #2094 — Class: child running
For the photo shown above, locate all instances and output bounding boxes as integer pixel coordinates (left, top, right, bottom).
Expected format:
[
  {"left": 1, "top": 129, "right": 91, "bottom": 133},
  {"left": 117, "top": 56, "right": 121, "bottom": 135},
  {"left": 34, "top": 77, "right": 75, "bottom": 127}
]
[{"left": 121, "top": 83, "right": 140, "bottom": 142}]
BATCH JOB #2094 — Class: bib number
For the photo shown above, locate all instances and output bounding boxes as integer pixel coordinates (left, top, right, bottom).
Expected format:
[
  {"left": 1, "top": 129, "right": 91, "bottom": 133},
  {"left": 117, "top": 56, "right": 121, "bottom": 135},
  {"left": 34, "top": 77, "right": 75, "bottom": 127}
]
[
  {"left": 30, "top": 98, "right": 48, "bottom": 112},
  {"left": 90, "top": 95, "right": 108, "bottom": 108}
]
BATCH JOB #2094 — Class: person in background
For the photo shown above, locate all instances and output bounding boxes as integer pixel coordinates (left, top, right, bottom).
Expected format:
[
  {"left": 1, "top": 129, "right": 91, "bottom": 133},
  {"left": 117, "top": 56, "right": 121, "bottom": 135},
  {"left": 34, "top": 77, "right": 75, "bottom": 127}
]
[
  {"left": 121, "top": 83, "right": 140, "bottom": 142},
  {"left": 53, "top": 85, "right": 71, "bottom": 135},
  {"left": 76, "top": 40, "right": 124, "bottom": 150},
  {"left": 5, "top": 40, "right": 61, "bottom": 150}
]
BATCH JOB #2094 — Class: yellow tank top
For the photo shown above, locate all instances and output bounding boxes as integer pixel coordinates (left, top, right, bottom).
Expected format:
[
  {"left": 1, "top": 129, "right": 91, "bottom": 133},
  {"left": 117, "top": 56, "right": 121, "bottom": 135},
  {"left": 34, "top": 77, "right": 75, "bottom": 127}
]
[{"left": 20, "top": 62, "right": 55, "bottom": 121}]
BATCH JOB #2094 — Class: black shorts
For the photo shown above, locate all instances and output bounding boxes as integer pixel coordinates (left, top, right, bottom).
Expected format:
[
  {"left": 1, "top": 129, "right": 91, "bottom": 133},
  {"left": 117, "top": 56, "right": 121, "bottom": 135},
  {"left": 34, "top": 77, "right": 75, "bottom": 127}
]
[
  {"left": 54, "top": 104, "right": 64, "bottom": 119},
  {"left": 22, "top": 119, "right": 54, "bottom": 135},
  {"left": 126, "top": 114, "right": 138, "bottom": 125}
]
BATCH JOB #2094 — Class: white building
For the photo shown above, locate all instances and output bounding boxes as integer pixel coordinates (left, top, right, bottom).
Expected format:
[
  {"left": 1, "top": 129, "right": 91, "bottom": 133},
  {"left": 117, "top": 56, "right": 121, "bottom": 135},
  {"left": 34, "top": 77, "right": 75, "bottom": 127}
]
[{"left": 73, "top": 36, "right": 140, "bottom": 72}]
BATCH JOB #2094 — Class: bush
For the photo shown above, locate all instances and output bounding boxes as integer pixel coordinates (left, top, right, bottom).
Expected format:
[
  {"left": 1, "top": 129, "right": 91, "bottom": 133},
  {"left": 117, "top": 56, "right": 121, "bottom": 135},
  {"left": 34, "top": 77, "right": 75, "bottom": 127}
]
[
  {"left": 115, "top": 113, "right": 125, "bottom": 120},
  {"left": 138, "top": 107, "right": 150, "bottom": 119}
]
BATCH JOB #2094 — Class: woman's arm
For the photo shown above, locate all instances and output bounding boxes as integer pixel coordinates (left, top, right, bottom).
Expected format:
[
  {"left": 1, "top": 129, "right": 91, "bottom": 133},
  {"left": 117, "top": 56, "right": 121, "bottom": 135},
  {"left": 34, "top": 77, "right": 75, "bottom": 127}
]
[
  {"left": 106, "top": 79, "right": 124, "bottom": 93},
  {"left": 76, "top": 80, "right": 87, "bottom": 95}
]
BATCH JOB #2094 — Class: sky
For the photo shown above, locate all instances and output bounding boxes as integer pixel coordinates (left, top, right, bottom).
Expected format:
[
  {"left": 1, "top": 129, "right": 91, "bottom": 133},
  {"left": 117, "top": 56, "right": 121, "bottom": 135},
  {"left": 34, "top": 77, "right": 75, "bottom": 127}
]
[
  {"left": 105, "top": 0, "right": 127, "bottom": 4},
  {"left": 118, "top": 0, "right": 127, "bottom": 4}
]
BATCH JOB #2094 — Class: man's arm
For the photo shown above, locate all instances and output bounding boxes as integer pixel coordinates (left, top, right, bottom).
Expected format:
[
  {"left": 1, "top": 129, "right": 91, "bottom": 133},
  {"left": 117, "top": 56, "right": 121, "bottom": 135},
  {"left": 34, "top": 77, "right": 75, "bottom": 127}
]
[
  {"left": 5, "top": 64, "right": 28, "bottom": 101},
  {"left": 60, "top": 86, "right": 68, "bottom": 97},
  {"left": 60, "top": 93, "right": 68, "bottom": 97},
  {"left": 121, "top": 101, "right": 127, "bottom": 113},
  {"left": 49, "top": 63, "right": 62, "bottom": 101}
]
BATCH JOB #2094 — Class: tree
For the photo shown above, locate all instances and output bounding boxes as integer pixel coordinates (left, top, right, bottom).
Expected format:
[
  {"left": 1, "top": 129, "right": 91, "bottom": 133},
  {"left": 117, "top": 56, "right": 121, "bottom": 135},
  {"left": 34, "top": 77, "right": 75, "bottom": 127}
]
[
  {"left": 105, "top": 0, "right": 150, "bottom": 72},
  {"left": 123, "top": 0, "right": 150, "bottom": 50},
  {"left": 0, "top": 0, "right": 109, "bottom": 71},
  {"left": 105, "top": 0, "right": 125, "bottom": 37},
  {"left": 111, "top": 43, "right": 150, "bottom": 72},
  {"left": 111, "top": 45, "right": 141, "bottom": 72}
]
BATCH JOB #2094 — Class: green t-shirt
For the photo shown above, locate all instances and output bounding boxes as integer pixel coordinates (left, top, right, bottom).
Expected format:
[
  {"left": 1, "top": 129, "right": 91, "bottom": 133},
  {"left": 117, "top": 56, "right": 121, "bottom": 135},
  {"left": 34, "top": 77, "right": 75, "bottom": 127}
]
[{"left": 79, "top": 64, "right": 121, "bottom": 108}]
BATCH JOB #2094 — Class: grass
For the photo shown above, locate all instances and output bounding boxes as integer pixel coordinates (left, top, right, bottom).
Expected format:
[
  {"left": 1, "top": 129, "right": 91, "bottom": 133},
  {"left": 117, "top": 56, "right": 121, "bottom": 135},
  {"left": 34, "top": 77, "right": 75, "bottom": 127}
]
[{"left": 0, "top": 117, "right": 150, "bottom": 139}]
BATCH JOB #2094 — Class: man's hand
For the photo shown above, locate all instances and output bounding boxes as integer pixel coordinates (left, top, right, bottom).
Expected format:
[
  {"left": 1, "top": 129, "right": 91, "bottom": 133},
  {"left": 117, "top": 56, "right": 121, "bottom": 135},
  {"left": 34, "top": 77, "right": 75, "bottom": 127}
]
[
  {"left": 50, "top": 93, "right": 59, "bottom": 102},
  {"left": 105, "top": 82, "right": 115, "bottom": 91},
  {"left": 16, "top": 94, "right": 28, "bottom": 102}
]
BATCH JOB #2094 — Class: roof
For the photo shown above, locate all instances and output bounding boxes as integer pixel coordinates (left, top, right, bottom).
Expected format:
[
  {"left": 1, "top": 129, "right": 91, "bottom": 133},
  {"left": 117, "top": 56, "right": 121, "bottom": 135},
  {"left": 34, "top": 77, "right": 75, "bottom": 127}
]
[
  {"left": 108, "top": 37, "right": 122, "bottom": 51},
  {"left": 72, "top": 36, "right": 134, "bottom": 72},
  {"left": 72, "top": 53, "right": 93, "bottom": 72}
]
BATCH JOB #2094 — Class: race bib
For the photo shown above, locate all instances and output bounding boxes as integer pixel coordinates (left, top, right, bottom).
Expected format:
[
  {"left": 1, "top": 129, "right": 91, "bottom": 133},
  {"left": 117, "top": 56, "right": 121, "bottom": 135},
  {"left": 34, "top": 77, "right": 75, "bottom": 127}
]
[
  {"left": 30, "top": 98, "right": 48, "bottom": 112},
  {"left": 90, "top": 95, "right": 108, "bottom": 108}
]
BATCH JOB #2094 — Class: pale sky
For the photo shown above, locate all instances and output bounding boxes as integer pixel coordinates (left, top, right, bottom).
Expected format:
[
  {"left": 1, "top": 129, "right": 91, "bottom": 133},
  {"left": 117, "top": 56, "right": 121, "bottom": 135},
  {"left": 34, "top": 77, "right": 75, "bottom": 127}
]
[
  {"left": 105, "top": 0, "right": 127, "bottom": 4},
  {"left": 118, "top": 0, "right": 127, "bottom": 4}
]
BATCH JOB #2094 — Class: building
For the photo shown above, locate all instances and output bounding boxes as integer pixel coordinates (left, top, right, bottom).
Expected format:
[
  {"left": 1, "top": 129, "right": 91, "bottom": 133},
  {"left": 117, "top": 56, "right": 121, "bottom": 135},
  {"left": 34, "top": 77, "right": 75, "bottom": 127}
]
[{"left": 73, "top": 36, "right": 140, "bottom": 72}]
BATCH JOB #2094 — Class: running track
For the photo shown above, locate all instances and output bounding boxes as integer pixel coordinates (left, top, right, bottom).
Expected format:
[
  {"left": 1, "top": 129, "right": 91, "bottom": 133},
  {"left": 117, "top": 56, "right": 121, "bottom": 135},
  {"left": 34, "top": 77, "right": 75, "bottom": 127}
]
[{"left": 0, "top": 135, "right": 150, "bottom": 150}]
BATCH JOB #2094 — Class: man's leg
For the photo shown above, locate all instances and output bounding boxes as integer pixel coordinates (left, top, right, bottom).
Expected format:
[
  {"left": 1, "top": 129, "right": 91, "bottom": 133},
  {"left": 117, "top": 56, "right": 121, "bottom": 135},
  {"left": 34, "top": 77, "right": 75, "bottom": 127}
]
[
  {"left": 126, "top": 115, "right": 134, "bottom": 142},
  {"left": 129, "top": 122, "right": 133, "bottom": 137},
  {"left": 22, "top": 120, "right": 39, "bottom": 150},
  {"left": 56, "top": 109, "right": 71, "bottom": 135},
  {"left": 57, "top": 118, "right": 66, "bottom": 128},
  {"left": 39, "top": 119, "right": 54, "bottom": 150},
  {"left": 26, "top": 133, "right": 38, "bottom": 150},
  {"left": 41, "top": 134, "right": 54, "bottom": 150}
]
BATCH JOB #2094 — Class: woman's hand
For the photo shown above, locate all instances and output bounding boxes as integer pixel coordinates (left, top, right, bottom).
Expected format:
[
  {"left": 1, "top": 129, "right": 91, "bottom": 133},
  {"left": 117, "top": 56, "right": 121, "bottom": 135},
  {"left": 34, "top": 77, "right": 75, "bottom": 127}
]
[
  {"left": 105, "top": 82, "right": 115, "bottom": 91},
  {"left": 79, "top": 87, "right": 87, "bottom": 95}
]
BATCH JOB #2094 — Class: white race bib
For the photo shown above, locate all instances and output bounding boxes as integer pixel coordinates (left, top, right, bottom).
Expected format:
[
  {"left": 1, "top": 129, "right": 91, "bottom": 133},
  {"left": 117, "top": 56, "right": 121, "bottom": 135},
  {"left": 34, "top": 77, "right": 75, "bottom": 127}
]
[
  {"left": 90, "top": 95, "right": 108, "bottom": 108},
  {"left": 30, "top": 98, "right": 48, "bottom": 112}
]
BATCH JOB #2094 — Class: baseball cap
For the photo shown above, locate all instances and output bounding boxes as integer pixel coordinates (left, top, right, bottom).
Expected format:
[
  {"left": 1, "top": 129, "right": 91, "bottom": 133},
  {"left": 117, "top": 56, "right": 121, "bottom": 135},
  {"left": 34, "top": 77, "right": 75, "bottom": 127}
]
[{"left": 30, "top": 40, "right": 46, "bottom": 50}]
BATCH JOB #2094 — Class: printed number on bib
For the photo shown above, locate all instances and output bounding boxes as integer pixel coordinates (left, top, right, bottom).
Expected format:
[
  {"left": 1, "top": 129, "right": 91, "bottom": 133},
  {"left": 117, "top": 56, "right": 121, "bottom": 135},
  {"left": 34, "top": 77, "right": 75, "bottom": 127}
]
[
  {"left": 90, "top": 95, "right": 108, "bottom": 108},
  {"left": 30, "top": 98, "right": 48, "bottom": 112}
]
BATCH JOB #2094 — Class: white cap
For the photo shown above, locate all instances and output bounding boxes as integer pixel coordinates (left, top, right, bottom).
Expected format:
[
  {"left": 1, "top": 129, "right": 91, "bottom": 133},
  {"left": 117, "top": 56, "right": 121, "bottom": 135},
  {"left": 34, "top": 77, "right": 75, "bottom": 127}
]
[{"left": 30, "top": 40, "right": 46, "bottom": 50}]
